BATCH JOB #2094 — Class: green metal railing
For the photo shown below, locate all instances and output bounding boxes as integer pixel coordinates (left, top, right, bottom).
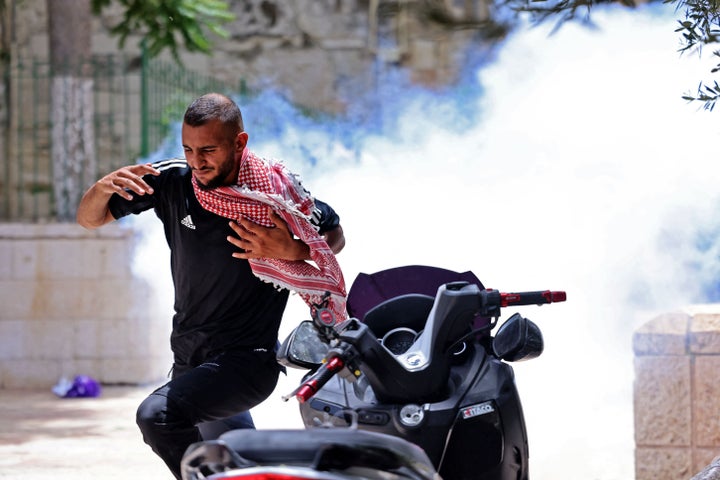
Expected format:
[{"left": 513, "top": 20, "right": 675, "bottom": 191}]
[
  {"left": 0, "top": 51, "right": 243, "bottom": 221},
  {"left": 140, "top": 55, "right": 246, "bottom": 159}
]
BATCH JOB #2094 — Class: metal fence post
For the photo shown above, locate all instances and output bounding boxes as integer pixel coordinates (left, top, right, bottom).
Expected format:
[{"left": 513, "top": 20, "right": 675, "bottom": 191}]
[{"left": 140, "top": 40, "right": 149, "bottom": 159}]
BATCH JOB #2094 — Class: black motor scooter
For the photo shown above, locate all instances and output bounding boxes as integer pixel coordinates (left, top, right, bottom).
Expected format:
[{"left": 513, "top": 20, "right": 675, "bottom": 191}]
[{"left": 181, "top": 265, "right": 566, "bottom": 480}]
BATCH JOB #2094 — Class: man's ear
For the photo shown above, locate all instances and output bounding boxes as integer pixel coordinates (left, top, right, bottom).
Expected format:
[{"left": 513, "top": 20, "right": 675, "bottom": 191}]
[{"left": 236, "top": 131, "right": 249, "bottom": 152}]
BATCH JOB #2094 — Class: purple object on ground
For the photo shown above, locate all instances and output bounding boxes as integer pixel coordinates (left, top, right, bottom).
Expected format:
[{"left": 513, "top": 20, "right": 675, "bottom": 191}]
[{"left": 52, "top": 375, "right": 102, "bottom": 398}]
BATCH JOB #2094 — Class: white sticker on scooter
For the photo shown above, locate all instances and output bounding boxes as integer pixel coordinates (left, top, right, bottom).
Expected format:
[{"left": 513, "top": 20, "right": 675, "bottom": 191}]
[{"left": 462, "top": 401, "right": 495, "bottom": 420}]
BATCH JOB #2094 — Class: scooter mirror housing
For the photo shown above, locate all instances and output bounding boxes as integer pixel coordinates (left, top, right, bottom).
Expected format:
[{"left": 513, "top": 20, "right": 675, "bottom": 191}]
[
  {"left": 277, "top": 320, "right": 329, "bottom": 370},
  {"left": 492, "top": 313, "right": 544, "bottom": 362}
]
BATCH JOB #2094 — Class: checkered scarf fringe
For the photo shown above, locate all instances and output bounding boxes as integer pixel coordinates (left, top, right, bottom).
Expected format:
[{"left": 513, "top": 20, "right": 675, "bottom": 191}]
[{"left": 191, "top": 148, "right": 347, "bottom": 319}]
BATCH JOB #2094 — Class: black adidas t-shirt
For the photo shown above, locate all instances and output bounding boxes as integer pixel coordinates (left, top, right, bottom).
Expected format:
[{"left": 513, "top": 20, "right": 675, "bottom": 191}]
[{"left": 108, "top": 159, "right": 341, "bottom": 367}]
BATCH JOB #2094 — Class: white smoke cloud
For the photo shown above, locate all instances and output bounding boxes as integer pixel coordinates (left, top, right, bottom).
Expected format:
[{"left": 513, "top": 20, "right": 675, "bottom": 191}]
[
  {"left": 140, "top": 4, "right": 720, "bottom": 478},
  {"left": 262, "top": 6, "right": 720, "bottom": 479}
]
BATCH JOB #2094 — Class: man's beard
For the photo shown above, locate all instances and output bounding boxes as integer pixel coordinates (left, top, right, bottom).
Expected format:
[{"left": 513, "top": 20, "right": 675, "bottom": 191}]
[
  {"left": 195, "top": 175, "right": 224, "bottom": 190},
  {"left": 194, "top": 158, "right": 235, "bottom": 190}
]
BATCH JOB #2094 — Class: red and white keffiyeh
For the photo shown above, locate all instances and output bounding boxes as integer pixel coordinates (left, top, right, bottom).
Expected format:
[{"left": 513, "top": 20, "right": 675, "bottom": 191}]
[{"left": 191, "top": 148, "right": 347, "bottom": 320}]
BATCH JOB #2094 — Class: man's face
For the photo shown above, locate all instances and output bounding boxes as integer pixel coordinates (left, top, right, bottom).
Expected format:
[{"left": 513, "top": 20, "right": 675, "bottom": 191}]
[{"left": 182, "top": 119, "right": 243, "bottom": 190}]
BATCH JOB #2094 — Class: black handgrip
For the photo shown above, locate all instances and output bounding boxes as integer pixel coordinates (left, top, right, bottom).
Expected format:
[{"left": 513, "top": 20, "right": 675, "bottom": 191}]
[{"left": 295, "top": 356, "right": 345, "bottom": 403}]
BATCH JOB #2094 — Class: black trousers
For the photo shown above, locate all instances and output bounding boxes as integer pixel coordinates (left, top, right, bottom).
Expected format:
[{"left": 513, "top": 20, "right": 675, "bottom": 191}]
[
  {"left": 197, "top": 409, "right": 255, "bottom": 439},
  {"left": 136, "top": 350, "right": 280, "bottom": 479}
]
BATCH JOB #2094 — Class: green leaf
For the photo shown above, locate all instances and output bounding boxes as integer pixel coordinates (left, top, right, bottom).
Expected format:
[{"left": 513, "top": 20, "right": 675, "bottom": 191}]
[{"left": 93, "top": 0, "right": 236, "bottom": 64}]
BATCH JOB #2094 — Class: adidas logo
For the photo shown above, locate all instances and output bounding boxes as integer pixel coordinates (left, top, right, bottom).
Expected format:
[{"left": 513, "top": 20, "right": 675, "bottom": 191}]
[{"left": 181, "top": 215, "right": 196, "bottom": 230}]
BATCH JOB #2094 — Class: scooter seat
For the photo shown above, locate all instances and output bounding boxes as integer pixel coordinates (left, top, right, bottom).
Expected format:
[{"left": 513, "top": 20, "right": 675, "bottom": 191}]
[{"left": 217, "top": 427, "right": 437, "bottom": 475}]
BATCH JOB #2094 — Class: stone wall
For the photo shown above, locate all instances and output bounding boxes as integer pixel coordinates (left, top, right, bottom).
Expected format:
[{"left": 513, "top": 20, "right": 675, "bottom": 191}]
[
  {"left": 0, "top": 223, "right": 172, "bottom": 388},
  {"left": 10, "top": 0, "right": 483, "bottom": 114},
  {"left": 634, "top": 310, "right": 720, "bottom": 479}
]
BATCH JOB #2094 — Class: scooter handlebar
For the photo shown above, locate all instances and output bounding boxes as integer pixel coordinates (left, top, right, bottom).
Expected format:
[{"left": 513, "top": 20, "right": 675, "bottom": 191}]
[
  {"left": 499, "top": 290, "right": 567, "bottom": 306},
  {"left": 296, "top": 356, "right": 346, "bottom": 403}
]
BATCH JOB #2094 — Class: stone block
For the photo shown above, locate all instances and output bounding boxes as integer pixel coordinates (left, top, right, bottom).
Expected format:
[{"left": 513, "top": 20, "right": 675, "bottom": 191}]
[
  {"left": 636, "top": 447, "right": 693, "bottom": 480},
  {"left": 694, "top": 451, "right": 720, "bottom": 478},
  {"left": 693, "top": 356, "right": 720, "bottom": 446},
  {"left": 22, "top": 319, "right": 75, "bottom": 360},
  {"left": 59, "top": 358, "right": 101, "bottom": 380},
  {"left": 72, "top": 319, "right": 102, "bottom": 358},
  {"left": 11, "top": 240, "right": 39, "bottom": 280},
  {"left": 0, "top": 279, "right": 39, "bottom": 320},
  {"left": 0, "top": 358, "right": 61, "bottom": 388},
  {"left": 634, "top": 355, "right": 691, "bottom": 446},
  {"left": 100, "top": 357, "right": 168, "bottom": 385},
  {"left": 30, "top": 279, "right": 85, "bottom": 319},
  {"left": 690, "top": 314, "right": 720, "bottom": 354},
  {"left": 38, "top": 239, "right": 89, "bottom": 279},
  {"left": 633, "top": 312, "right": 690, "bottom": 355},
  {"left": 99, "top": 317, "right": 137, "bottom": 358},
  {"left": 116, "top": 317, "right": 168, "bottom": 358},
  {"left": 0, "top": 222, "right": 91, "bottom": 239},
  {"left": 0, "top": 242, "right": 11, "bottom": 278},
  {"left": 81, "top": 278, "right": 136, "bottom": 320},
  {"left": 0, "top": 320, "right": 25, "bottom": 359},
  {"left": 78, "top": 237, "right": 134, "bottom": 280}
]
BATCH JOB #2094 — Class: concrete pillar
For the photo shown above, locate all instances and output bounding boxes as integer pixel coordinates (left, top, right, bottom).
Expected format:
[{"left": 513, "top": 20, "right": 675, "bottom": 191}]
[{"left": 634, "top": 310, "right": 720, "bottom": 479}]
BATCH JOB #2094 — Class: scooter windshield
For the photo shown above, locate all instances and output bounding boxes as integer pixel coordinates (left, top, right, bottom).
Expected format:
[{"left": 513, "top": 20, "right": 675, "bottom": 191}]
[{"left": 346, "top": 265, "right": 490, "bottom": 331}]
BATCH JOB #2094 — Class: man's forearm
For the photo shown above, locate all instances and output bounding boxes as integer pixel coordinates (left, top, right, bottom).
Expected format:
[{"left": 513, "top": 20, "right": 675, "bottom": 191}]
[
  {"left": 324, "top": 225, "right": 345, "bottom": 255},
  {"left": 77, "top": 164, "right": 159, "bottom": 229},
  {"left": 286, "top": 226, "right": 344, "bottom": 261},
  {"left": 76, "top": 186, "right": 115, "bottom": 229}
]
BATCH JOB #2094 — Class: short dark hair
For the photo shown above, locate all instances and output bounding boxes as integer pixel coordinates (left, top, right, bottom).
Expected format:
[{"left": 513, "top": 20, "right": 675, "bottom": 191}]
[{"left": 183, "top": 93, "right": 244, "bottom": 131}]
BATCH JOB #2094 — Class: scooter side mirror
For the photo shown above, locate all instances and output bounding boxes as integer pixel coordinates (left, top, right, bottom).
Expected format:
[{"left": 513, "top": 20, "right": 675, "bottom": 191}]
[
  {"left": 492, "top": 313, "right": 544, "bottom": 362},
  {"left": 277, "top": 320, "right": 329, "bottom": 370}
]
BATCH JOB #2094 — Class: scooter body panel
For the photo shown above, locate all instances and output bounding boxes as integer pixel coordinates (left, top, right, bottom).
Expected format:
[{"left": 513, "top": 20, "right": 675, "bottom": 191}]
[{"left": 299, "top": 343, "right": 530, "bottom": 480}]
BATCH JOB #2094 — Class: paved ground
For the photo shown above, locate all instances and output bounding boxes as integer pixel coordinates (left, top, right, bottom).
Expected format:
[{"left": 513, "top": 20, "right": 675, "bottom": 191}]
[
  {"left": 0, "top": 378, "right": 641, "bottom": 480},
  {"left": 0, "top": 386, "right": 172, "bottom": 479},
  {"left": 0, "top": 373, "right": 308, "bottom": 480}
]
